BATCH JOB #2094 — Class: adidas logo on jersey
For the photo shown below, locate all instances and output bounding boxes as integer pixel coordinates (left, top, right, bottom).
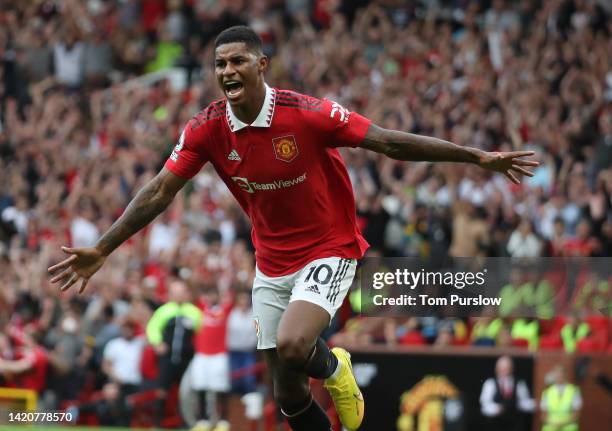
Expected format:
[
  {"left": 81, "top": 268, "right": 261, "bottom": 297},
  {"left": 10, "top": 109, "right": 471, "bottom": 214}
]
[
  {"left": 305, "top": 285, "right": 320, "bottom": 294},
  {"left": 228, "top": 150, "right": 241, "bottom": 161}
]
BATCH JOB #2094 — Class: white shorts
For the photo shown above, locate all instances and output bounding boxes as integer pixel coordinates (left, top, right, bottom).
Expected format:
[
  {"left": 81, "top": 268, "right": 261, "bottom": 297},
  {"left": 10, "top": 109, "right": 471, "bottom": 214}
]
[
  {"left": 190, "top": 352, "right": 230, "bottom": 392},
  {"left": 252, "top": 256, "right": 357, "bottom": 350}
]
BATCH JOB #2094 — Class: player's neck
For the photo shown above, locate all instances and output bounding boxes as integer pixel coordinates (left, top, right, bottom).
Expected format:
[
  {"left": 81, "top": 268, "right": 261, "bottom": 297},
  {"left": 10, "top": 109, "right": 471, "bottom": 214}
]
[{"left": 230, "top": 83, "right": 267, "bottom": 125}]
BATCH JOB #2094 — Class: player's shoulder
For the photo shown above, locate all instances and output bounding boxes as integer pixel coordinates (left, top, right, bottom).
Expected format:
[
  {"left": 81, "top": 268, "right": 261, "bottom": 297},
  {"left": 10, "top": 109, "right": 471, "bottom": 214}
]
[
  {"left": 275, "top": 88, "right": 324, "bottom": 112},
  {"left": 188, "top": 98, "right": 227, "bottom": 131}
]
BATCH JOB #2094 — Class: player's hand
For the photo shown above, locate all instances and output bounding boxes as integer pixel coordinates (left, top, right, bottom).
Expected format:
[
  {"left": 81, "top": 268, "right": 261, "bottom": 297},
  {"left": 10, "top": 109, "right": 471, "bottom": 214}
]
[
  {"left": 48, "top": 246, "right": 106, "bottom": 294},
  {"left": 478, "top": 151, "right": 539, "bottom": 184}
]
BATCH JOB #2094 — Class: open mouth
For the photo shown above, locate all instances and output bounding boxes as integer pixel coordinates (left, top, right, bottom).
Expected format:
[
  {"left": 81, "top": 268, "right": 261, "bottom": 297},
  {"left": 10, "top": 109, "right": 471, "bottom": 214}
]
[{"left": 224, "top": 81, "right": 244, "bottom": 99}]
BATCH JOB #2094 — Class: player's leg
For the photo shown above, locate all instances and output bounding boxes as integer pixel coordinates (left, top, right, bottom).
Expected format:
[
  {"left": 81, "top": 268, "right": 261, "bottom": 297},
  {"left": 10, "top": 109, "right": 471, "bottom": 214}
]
[
  {"left": 196, "top": 390, "right": 210, "bottom": 428},
  {"left": 213, "top": 391, "right": 230, "bottom": 431},
  {"left": 263, "top": 348, "right": 332, "bottom": 431},
  {"left": 276, "top": 257, "right": 357, "bottom": 374},
  {"left": 276, "top": 300, "right": 338, "bottom": 377},
  {"left": 276, "top": 300, "right": 363, "bottom": 430},
  {"left": 211, "top": 353, "right": 231, "bottom": 431},
  {"left": 154, "top": 355, "right": 174, "bottom": 426},
  {"left": 252, "top": 268, "right": 331, "bottom": 431},
  {"left": 191, "top": 353, "right": 212, "bottom": 429},
  {"left": 276, "top": 257, "right": 363, "bottom": 430}
]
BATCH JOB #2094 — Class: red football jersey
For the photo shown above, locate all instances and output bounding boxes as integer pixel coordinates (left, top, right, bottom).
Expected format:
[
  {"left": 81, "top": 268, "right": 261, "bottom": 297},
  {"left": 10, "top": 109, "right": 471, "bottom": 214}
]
[
  {"left": 194, "top": 299, "right": 233, "bottom": 355},
  {"left": 6, "top": 346, "right": 48, "bottom": 392},
  {"left": 165, "top": 85, "right": 370, "bottom": 276}
]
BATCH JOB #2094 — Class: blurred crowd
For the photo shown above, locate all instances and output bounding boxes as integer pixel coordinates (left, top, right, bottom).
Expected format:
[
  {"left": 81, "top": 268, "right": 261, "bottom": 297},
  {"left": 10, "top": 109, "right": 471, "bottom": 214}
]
[{"left": 1, "top": 0, "right": 611, "bottom": 421}]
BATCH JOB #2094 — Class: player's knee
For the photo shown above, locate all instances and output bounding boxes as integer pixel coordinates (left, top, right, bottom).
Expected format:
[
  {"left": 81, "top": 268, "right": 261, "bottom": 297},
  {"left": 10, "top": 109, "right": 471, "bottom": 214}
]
[{"left": 276, "top": 334, "right": 311, "bottom": 368}]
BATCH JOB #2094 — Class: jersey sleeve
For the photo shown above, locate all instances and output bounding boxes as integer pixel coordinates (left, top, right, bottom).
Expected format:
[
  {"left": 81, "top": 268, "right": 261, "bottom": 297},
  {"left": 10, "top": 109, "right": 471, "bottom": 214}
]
[
  {"left": 164, "top": 119, "right": 209, "bottom": 179},
  {"left": 313, "top": 98, "right": 372, "bottom": 148}
]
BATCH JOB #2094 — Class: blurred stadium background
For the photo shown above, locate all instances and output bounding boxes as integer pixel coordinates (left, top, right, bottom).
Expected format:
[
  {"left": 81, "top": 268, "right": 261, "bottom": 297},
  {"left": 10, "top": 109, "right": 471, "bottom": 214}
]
[{"left": 0, "top": 0, "right": 611, "bottom": 430}]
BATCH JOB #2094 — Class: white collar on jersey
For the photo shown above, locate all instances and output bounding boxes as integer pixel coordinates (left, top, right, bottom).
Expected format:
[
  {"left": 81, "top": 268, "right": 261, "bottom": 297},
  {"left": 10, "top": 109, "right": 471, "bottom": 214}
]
[{"left": 226, "top": 83, "right": 276, "bottom": 132}]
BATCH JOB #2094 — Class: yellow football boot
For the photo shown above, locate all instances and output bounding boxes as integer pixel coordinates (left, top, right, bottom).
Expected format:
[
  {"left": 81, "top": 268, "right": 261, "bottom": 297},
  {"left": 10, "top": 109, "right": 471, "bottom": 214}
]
[
  {"left": 213, "top": 420, "right": 230, "bottom": 431},
  {"left": 324, "top": 347, "right": 364, "bottom": 430}
]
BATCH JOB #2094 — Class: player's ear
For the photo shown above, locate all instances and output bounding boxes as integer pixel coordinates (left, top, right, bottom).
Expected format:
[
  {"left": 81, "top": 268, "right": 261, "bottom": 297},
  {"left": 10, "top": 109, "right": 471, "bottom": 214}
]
[{"left": 257, "top": 55, "right": 268, "bottom": 73}]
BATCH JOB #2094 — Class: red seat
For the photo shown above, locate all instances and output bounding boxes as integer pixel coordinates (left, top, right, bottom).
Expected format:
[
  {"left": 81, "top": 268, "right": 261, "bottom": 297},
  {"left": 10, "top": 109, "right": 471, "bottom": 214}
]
[
  {"left": 585, "top": 316, "right": 610, "bottom": 338},
  {"left": 452, "top": 337, "right": 470, "bottom": 346},
  {"left": 539, "top": 335, "right": 563, "bottom": 351},
  {"left": 551, "top": 316, "right": 568, "bottom": 333},
  {"left": 577, "top": 337, "right": 604, "bottom": 353},
  {"left": 399, "top": 331, "right": 426, "bottom": 345},
  {"left": 511, "top": 338, "right": 529, "bottom": 349},
  {"left": 126, "top": 389, "right": 157, "bottom": 406},
  {"left": 539, "top": 316, "right": 567, "bottom": 346},
  {"left": 539, "top": 319, "right": 555, "bottom": 336},
  {"left": 126, "top": 385, "right": 181, "bottom": 428}
]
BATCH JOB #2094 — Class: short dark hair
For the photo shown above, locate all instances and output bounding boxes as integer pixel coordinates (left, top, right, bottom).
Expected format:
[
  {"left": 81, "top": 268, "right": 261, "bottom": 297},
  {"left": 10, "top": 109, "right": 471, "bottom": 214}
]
[{"left": 214, "top": 26, "right": 263, "bottom": 53}]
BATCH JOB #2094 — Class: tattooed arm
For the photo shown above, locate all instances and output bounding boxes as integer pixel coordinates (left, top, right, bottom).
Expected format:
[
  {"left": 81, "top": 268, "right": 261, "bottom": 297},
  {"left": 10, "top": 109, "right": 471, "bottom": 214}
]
[
  {"left": 48, "top": 167, "right": 187, "bottom": 293},
  {"left": 361, "top": 123, "right": 538, "bottom": 183}
]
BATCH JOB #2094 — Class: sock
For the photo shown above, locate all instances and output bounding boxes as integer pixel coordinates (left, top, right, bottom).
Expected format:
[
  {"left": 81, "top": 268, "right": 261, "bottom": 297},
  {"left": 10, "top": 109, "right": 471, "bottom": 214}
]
[
  {"left": 304, "top": 337, "right": 339, "bottom": 380},
  {"left": 282, "top": 397, "right": 331, "bottom": 431},
  {"left": 328, "top": 359, "right": 343, "bottom": 381},
  {"left": 198, "top": 390, "right": 209, "bottom": 421}
]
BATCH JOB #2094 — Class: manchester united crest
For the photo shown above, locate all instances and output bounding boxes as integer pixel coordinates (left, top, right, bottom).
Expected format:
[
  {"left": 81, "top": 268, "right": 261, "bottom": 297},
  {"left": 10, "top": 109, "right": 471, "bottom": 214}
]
[{"left": 272, "top": 135, "right": 299, "bottom": 163}]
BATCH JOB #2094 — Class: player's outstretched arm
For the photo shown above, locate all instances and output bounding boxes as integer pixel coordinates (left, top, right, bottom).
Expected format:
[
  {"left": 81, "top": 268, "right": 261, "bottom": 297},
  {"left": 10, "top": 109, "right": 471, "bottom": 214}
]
[
  {"left": 48, "top": 167, "right": 188, "bottom": 293},
  {"left": 361, "top": 124, "right": 539, "bottom": 184}
]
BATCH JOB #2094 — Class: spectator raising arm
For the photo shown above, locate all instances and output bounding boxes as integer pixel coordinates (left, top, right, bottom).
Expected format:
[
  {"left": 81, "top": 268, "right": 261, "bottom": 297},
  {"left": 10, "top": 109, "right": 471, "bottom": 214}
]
[
  {"left": 0, "top": 356, "right": 34, "bottom": 374},
  {"left": 48, "top": 167, "right": 188, "bottom": 293}
]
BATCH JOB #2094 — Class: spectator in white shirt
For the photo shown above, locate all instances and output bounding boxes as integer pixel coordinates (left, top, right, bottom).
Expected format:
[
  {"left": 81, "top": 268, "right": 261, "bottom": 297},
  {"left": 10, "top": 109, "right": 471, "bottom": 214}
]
[
  {"left": 53, "top": 30, "right": 85, "bottom": 88},
  {"left": 70, "top": 203, "right": 100, "bottom": 248},
  {"left": 507, "top": 220, "right": 543, "bottom": 258},
  {"left": 147, "top": 212, "right": 179, "bottom": 257},
  {"left": 1, "top": 195, "right": 29, "bottom": 237},
  {"left": 101, "top": 319, "right": 146, "bottom": 426},
  {"left": 102, "top": 320, "right": 145, "bottom": 390}
]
